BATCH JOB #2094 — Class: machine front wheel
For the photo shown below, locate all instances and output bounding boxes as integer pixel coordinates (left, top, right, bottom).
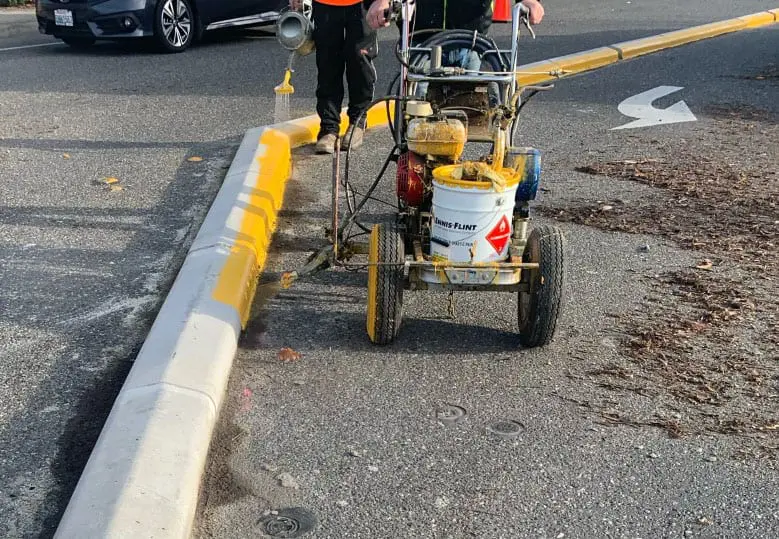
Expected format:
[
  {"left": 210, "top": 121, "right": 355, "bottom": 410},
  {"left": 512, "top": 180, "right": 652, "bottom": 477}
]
[
  {"left": 366, "top": 224, "right": 404, "bottom": 345},
  {"left": 518, "top": 225, "right": 566, "bottom": 348}
]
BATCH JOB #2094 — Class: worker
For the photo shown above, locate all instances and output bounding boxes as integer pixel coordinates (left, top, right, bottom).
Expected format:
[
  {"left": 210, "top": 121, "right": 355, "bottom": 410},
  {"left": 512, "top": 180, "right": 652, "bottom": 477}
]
[
  {"left": 367, "top": 0, "right": 544, "bottom": 32},
  {"left": 290, "top": 0, "right": 378, "bottom": 154}
]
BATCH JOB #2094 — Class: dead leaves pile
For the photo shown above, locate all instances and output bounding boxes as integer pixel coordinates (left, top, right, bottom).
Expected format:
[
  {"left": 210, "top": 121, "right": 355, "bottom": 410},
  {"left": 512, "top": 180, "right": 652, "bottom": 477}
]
[
  {"left": 545, "top": 152, "right": 778, "bottom": 448},
  {"left": 543, "top": 158, "right": 777, "bottom": 272}
]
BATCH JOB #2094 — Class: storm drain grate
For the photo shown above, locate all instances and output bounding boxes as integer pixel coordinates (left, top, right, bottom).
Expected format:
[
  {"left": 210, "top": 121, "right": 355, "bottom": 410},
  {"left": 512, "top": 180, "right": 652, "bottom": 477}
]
[
  {"left": 259, "top": 507, "right": 317, "bottom": 538},
  {"left": 487, "top": 419, "right": 526, "bottom": 438},
  {"left": 436, "top": 404, "right": 467, "bottom": 425}
]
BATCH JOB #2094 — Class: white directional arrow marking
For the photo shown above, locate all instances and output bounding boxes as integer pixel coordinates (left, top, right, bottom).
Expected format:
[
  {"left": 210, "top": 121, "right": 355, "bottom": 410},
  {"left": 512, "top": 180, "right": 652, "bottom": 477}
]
[{"left": 612, "top": 85, "right": 697, "bottom": 130}]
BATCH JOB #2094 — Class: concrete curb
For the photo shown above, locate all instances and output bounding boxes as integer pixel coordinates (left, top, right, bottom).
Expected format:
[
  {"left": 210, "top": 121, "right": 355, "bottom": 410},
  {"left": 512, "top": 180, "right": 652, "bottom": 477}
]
[
  {"left": 53, "top": 106, "right": 389, "bottom": 539},
  {"left": 516, "top": 9, "right": 778, "bottom": 85},
  {"left": 54, "top": 9, "right": 777, "bottom": 539}
]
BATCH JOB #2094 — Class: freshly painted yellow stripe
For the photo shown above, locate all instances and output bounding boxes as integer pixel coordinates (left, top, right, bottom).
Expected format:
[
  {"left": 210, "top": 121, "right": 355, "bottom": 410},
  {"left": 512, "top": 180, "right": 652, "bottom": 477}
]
[
  {"left": 274, "top": 102, "right": 395, "bottom": 148},
  {"left": 277, "top": 117, "right": 320, "bottom": 148},
  {"left": 212, "top": 102, "right": 393, "bottom": 326},
  {"left": 211, "top": 128, "right": 291, "bottom": 326},
  {"left": 516, "top": 60, "right": 562, "bottom": 86},
  {"left": 366, "top": 225, "right": 380, "bottom": 341},
  {"left": 613, "top": 19, "right": 746, "bottom": 59},
  {"left": 553, "top": 47, "right": 620, "bottom": 76},
  {"left": 738, "top": 11, "right": 777, "bottom": 28},
  {"left": 515, "top": 10, "right": 778, "bottom": 87}
]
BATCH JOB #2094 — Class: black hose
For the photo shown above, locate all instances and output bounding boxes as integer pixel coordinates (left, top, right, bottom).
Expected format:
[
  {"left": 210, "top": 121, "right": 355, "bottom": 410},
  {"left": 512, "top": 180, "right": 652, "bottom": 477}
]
[
  {"left": 342, "top": 143, "right": 399, "bottom": 233},
  {"left": 386, "top": 73, "right": 401, "bottom": 143},
  {"left": 341, "top": 95, "right": 407, "bottom": 240},
  {"left": 408, "top": 30, "right": 508, "bottom": 72}
]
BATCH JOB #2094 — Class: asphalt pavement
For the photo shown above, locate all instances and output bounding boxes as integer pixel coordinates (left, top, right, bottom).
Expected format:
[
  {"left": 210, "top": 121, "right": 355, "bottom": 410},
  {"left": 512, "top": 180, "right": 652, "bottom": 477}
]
[
  {"left": 0, "top": 10, "right": 291, "bottom": 539},
  {"left": 195, "top": 16, "right": 779, "bottom": 539},
  {"left": 1, "top": 0, "right": 776, "bottom": 537}
]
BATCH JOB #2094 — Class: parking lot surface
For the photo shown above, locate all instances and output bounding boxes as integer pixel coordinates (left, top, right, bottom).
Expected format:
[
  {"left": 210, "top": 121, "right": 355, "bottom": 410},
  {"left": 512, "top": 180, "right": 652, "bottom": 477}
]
[
  {"left": 1, "top": 1, "right": 776, "bottom": 536},
  {"left": 196, "top": 24, "right": 779, "bottom": 539}
]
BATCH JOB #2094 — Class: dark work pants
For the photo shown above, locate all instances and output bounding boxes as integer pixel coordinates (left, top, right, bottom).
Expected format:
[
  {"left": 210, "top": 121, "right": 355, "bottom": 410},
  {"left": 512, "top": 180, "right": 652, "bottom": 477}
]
[{"left": 312, "top": 1, "right": 377, "bottom": 138}]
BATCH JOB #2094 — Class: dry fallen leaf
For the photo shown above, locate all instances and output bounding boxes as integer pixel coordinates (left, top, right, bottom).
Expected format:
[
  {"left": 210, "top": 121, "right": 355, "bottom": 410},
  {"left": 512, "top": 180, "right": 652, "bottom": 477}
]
[
  {"left": 187, "top": 156, "right": 204, "bottom": 162},
  {"left": 278, "top": 347, "right": 302, "bottom": 362},
  {"left": 695, "top": 259, "right": 713, "bottom": 271},
  {"left": 62, "top": 153, "right": 71, "bottom": 159},
  {"left": 96, "top": 177, "right": 120, "bottom": 185}
]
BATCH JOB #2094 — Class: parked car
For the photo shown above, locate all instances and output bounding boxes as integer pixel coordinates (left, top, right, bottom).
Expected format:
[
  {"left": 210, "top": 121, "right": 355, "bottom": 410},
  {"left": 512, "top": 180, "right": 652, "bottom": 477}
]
[{"left": 36, "top": 0, "right": 289, "bottom": 52}]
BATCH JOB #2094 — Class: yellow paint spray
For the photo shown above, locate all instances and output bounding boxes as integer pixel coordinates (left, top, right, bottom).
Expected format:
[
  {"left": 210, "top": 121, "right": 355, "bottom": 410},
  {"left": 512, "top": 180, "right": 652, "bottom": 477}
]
[{"left": 274, "top": 68, "right": 294, "bottom": 124}]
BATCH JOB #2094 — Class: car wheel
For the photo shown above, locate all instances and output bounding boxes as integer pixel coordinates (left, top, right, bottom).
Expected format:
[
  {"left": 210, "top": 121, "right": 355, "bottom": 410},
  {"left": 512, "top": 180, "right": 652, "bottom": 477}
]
[
  {"left": 154, "top": 0, "right": 196, "bottom": 53},
  {"left": 62, "top": 37, "right": 96, "bottom": 49}
]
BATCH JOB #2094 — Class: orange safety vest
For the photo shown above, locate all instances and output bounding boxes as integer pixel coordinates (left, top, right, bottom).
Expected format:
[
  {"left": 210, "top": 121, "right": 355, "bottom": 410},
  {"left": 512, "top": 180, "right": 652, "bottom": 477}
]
[{"left": 315, "top": 0, "right": 363, "bottom": 5}]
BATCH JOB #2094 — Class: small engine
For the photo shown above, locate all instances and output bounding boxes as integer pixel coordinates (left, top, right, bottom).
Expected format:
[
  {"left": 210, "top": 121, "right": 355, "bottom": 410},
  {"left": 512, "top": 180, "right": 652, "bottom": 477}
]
[
  {"left": 396, "top": 151, "right": 425, "bottom": 207},
  {"left": 397, "top": 101, "right": 467, "bottom": 208}
]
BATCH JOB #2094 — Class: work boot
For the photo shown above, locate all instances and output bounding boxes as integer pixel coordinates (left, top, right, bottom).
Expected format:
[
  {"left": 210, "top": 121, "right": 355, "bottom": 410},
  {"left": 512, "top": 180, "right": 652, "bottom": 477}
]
[
  {"left": 315, "top": 133, "right": 337, "bottom": 154},
  {"left": 341, "top": 125, "right": 364, "bottom": 151}
]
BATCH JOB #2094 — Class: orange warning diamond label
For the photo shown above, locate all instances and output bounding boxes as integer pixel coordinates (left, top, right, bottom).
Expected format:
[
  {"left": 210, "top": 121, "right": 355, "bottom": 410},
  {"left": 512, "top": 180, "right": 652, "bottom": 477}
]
[{"left": 486, "top": 215, "right": 511, "bottom": 254}]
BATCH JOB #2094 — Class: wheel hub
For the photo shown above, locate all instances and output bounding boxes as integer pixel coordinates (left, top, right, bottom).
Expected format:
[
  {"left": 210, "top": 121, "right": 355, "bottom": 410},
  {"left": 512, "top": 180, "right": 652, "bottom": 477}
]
[{"left": 161, "top": 0, "right": 191, "bottom": 47}]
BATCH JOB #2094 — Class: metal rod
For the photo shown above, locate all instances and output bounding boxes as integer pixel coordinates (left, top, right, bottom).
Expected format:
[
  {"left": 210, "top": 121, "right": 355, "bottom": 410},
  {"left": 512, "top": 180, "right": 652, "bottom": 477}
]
[
  {"left": 431, "top": 45, "right": 442, "bottom": 71},
  {"left": 509, "top": 3, "right": 525, "bottom": 96},
  {"left": 407, "top": 261, "right": 539, "bottom": 269},
  {"left": 395, "top": 0, "right": 411, "bottom": 145},
  {"left": 334, "top": 261, "right": 539, "bottom": 269},
  {"left": 332, "top": 136, "right": 341, "bottom": 256}
]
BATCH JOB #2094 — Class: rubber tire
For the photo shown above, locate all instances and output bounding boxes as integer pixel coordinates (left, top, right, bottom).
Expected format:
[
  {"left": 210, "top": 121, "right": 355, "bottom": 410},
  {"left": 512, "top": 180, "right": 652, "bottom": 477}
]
[
  {"left": 518, "top": 225, "right": 565, "bottom": 348},
  {"left": 366, "top": 224, "right": 404, "bottom": 345},
  {"left": 153, "top": 0, "right": 196, "bottom": 53},
  {"left": 62, "top": 37, "right": 96, "bottom": 48}
]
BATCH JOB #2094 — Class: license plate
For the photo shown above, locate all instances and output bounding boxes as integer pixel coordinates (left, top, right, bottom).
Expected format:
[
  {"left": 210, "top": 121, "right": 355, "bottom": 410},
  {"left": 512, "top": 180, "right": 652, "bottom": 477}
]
[{"left": 54, "top": 9, "right": 74, "bottom": 27}]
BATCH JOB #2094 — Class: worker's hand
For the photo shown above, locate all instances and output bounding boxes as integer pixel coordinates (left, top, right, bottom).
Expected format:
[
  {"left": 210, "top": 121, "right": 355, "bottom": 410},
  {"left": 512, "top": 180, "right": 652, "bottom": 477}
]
[
  {"left": 520, "top": 0, "right": 544, "bottom": 25},
  {"left": 366, "top": 0, "right": 391, "bottom": 29},
  {"left": 289, "top": 0, "right": 303, "bottom": 11}
]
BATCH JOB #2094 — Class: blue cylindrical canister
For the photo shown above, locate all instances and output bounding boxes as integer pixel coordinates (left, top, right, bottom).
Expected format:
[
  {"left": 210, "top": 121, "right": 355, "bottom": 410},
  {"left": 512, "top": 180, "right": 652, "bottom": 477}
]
[{"left": 507, "top": 147, "right": 542, "bottom": 202}]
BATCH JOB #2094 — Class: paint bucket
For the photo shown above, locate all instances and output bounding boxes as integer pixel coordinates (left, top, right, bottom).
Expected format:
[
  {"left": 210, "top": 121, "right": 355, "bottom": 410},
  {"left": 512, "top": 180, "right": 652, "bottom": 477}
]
[{"left": 430, "top": 166, "right": 520, "bottom": 262}]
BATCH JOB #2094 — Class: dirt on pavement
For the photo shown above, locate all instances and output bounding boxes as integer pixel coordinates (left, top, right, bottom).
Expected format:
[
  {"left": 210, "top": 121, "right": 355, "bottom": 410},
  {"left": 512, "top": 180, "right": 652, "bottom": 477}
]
[{"left": 539, "top": 106, "right": 778, "bottom": 456}]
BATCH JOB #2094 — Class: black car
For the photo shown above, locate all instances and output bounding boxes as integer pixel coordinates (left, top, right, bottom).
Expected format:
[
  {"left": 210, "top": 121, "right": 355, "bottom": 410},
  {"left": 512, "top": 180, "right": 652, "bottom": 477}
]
[{"left": 36, "top": 0, "right": 289, "bottom": 52}]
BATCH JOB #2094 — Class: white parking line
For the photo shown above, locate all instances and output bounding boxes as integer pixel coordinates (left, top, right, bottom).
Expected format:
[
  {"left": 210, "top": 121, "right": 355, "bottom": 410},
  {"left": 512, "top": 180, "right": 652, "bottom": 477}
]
[{"left": 0, "top": 42, "right": 59, "bottom": 52}]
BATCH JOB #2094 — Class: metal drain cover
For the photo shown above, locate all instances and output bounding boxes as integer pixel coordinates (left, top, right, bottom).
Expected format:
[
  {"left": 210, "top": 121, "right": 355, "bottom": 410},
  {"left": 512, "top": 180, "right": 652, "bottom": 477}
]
[
  {"left": 259, "top": 507, "right": 317, "bottom": 538},
  {"left": 487, "top": 419, "right": 526, "bottom": 438},
  {"left": 436, "top": 404, "right": 467, "bottom": 425}
]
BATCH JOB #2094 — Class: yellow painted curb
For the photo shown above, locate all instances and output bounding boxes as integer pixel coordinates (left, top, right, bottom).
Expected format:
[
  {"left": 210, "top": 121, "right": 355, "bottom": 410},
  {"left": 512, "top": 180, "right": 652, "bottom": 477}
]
[
  {"left": 612, "top": 19, "right": 747, "bottom": 59},
  {"left": 516, "top": 10, "right": 778, "bottom": 87},
  {"left": 552, "top": 47, "right": 620, "bottom": 76},
  {"left": 738, "top": 11, "right": 777, "bottom": 27},
  {"left": 516, "top": 59, "right": 563, "bottom": 86},
  {"left": 212, "top": 102, "right": 392, "bottom": 326}
]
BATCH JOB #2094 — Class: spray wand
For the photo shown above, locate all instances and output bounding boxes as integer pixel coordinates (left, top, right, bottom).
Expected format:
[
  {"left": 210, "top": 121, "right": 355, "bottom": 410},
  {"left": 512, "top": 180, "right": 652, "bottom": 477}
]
[{"left": 273, "top": 53, "right": 297, "bottom": 123}]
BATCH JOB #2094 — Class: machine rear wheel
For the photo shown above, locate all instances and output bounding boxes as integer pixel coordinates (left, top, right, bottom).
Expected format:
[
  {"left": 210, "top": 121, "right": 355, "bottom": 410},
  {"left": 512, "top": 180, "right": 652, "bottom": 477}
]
[
  {"left": 366, "top": 224, "right": 404, "bottom": 345},
  {"left": 518, "top": 225, "right": 565, "bottom": 347}
]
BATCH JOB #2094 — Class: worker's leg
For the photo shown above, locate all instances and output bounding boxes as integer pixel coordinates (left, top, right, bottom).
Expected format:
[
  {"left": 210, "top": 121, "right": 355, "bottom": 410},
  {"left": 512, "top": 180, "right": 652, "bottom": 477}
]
[
  {"left": 344, "top": 2, "right": 377, "bottom": 128},
  {"left": 313, "top": 2, "right": 346, "bottom": 138}
]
